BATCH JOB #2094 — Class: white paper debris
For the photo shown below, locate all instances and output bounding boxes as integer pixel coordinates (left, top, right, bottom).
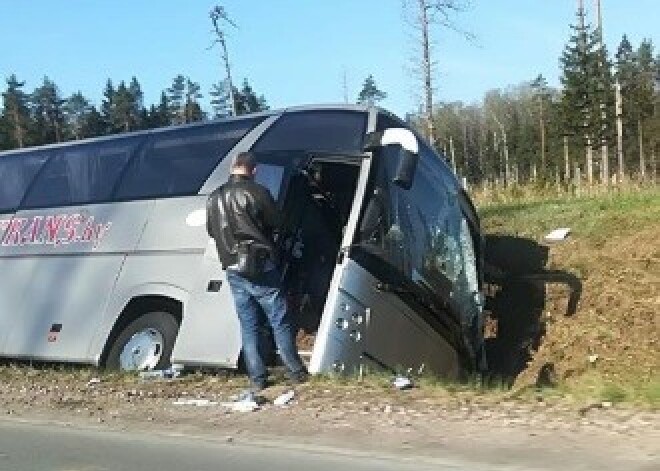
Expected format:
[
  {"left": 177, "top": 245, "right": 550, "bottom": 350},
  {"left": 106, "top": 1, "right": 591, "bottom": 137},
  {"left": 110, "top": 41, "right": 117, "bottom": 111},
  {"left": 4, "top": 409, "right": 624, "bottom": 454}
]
[
  {"left": 87, "top": 377, "right": 101, "bottom": 387},
  {"left": 273, "top": 390, "right": 295, "bottom": 406},
  {"left": 588, "top": 354, "right": 599, "bottom": 364},
  {"left": 221, "top": 400, "right": 260, "bottom": 412},
  {"left": 392, "top": 376, "right": 413, "bottom": 390},
  {"left": 172, "top": 398, "right": 218, "bottom": 406},
  {"left": 545, "top": 228, "right": 571, "bottom": 242}
]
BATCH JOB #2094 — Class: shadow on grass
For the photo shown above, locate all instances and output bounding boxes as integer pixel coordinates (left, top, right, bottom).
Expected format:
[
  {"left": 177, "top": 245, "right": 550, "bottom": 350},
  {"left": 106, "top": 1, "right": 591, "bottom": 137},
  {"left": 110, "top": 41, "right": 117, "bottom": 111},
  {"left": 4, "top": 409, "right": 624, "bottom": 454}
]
[{"left": 482, "top": 234, "right": 582, "bottom": 388}]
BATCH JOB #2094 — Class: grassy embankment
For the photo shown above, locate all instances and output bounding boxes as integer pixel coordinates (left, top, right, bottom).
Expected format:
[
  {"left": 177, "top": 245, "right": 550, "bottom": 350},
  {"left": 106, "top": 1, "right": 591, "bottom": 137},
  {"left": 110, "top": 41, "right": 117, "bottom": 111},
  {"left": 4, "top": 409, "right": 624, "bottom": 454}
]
[{"left": 476, "top": 185, "right": 659, "bottom": 405}]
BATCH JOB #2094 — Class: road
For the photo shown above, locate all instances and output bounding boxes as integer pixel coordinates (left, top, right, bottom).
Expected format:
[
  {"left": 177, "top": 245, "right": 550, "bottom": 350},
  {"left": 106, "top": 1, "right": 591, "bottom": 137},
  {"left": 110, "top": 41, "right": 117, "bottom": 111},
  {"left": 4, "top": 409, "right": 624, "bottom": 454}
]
[{"left": 0, "top": 419, "right": 486, "bottom": 471}]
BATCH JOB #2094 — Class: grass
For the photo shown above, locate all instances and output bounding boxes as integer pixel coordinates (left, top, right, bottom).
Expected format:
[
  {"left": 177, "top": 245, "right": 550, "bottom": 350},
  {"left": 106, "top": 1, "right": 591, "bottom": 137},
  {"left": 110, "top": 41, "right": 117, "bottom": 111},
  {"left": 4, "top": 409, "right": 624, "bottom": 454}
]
[{"left": 478, "top": 186, "right": 660, "bottom": 241}]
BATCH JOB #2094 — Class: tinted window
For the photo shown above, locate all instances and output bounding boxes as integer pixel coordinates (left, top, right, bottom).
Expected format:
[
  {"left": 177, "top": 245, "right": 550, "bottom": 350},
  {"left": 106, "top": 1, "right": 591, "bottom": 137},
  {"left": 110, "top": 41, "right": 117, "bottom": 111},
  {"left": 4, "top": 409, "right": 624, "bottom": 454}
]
[
  {"left": 22, "top": 139, "right": 137, "bottom": 208},
  {"left": 115, "top": 118, "right": 262, "bottom": 200},
  {"left": 252, "top": 111, "right": 367, "bottom": 154},
  {"left": 0, "top": 152, "right": 50, "bottom": 213},
  {"left": 357, "top": 143, "right": 479, "bottom": 325}
]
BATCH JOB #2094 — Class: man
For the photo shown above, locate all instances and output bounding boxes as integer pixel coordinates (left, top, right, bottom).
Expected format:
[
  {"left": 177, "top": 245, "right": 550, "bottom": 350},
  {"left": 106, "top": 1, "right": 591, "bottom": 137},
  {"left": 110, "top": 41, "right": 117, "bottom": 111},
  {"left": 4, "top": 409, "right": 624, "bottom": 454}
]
[{"left": 207, "top": 152, "right": 307, "bottom": 391}]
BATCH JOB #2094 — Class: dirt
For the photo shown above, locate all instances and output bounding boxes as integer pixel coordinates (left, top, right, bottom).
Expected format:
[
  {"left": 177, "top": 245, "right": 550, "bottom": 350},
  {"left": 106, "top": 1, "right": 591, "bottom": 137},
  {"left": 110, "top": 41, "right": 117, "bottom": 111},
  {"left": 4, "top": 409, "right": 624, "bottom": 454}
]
[
  {"left": 480, "top": 217, "right": 660, "bottom": 390},
  {"left": 0, "top": 366, "right": 658, "bottom": 470}
]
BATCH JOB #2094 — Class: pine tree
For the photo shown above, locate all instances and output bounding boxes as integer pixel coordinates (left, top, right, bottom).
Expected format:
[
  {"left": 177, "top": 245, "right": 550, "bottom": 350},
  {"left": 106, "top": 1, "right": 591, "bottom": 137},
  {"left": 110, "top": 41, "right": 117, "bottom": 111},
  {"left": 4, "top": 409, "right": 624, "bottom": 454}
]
[
  {"left": 81, "top": 107, "right": 106, "bottom": 138},
  {"left": 1, "top": 74, "right": 31, "bottom": 148},
  {"left": 357, "top": 74, "right": 387, "bottom": 106},
  {"left": 65, "top": 91, "right": 93, "bottom": 140},
  {"left": 128, "top": 76, "right": 145, "bottom": 129},
  {"left": 101, "top": 79, "right": 116, "bottom": 134},
  {"left": 633, "top": 40, "right": 656, "bottom": 178},
  {"left": 166, "top": 75, "right": 186, "bottom": 124},
  {"left": 0, "top": 115, "right": 9, "bottom": 150},
  {"left": 559, "top": 6, "right": 601, "bottom": 184},
  {"left": 154, "top": 92, "right": 171, "bottom": 127},
  {"left": 234, "top": 78, "right": 268, "bottom": 115},
  {"left": 31, "top": 76, "right": 67, "bottom": 144},
  {"left": 209, "top": 80, "right": 232, "bottom": 118},
  {"left": 111, "top": 80, "right": 138, "bottom": 132},
  {"left": 184, "top": 78, "right": 204, "bottom": 123},
  {"left": 530, "top": 74, "right": 551, "bottom": 177}
]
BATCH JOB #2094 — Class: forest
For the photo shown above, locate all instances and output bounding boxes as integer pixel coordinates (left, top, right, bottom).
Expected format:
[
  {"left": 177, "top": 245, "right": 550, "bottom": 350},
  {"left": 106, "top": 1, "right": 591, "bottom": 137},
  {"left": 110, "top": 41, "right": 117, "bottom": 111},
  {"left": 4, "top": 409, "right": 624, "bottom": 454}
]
[{"left": 1, "top": 4, "right": 658, "bottom": 187}]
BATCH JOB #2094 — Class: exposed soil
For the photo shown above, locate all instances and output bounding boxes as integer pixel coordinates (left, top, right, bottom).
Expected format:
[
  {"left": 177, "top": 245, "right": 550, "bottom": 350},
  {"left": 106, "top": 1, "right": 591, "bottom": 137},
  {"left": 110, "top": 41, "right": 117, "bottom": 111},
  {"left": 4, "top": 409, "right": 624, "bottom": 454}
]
[{"left": 478, "top": 191, "right": 660, "bottom": 393}]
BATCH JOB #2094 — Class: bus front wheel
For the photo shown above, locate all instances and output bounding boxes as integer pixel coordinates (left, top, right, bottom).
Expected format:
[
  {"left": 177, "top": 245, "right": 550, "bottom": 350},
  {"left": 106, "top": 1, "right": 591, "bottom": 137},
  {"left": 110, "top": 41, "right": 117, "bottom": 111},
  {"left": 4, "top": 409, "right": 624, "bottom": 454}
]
[{"left": 105, "top": 311, "right": 179, "bottom": 371}]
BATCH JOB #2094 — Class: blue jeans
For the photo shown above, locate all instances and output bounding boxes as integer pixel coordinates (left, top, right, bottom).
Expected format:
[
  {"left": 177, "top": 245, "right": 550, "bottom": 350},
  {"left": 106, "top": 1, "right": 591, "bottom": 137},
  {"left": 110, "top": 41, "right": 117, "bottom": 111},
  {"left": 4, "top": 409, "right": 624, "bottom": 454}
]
[{"left": 226, "top": 268, "right": 306, "bottom": 388}]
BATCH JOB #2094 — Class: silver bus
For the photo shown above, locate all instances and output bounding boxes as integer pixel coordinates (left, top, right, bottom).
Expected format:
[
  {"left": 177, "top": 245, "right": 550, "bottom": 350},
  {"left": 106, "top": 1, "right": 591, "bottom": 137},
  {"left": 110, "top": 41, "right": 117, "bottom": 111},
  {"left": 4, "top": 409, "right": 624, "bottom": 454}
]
[{"left": 0, "top": 105, "right": 484, "bottom": 378}]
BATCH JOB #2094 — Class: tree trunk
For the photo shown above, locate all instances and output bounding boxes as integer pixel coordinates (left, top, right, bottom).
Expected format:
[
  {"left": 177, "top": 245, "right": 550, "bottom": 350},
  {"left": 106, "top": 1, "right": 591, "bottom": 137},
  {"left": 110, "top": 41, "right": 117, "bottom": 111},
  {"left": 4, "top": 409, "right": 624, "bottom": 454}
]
[
  {"left": 10, "top": 107, "right": 25, "bottom": 148},
  {"left": 449, "top": 136, "right": 457, "bottom": 174},
  {"left": 601, "top": 144, "right": 608, "bottom": 186},
  {"left": 563, "top": 135, "right": 571, "bottom": 182},
  {"left": 586, "top": 138, "right": 593, "bottom": 186},
  {"left": 419, "top": 0, "right": 434, "bottom": 144},
  {"left": 615, "top": 80, "right": 625, "bottom": 182},
  {"left": 638, "top": 119, "right": 645, "bottom": 180},
  {"left": 539, "top": 98, "right": 546, "bottom": 178}
]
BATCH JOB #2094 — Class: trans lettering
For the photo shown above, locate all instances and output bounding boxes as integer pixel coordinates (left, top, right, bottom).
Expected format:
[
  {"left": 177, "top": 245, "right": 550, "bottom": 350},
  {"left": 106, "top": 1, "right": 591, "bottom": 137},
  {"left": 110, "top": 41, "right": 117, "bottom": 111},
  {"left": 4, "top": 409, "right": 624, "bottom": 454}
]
[{"left": 0, "top": 213, "right": 111, "bottom": 249}]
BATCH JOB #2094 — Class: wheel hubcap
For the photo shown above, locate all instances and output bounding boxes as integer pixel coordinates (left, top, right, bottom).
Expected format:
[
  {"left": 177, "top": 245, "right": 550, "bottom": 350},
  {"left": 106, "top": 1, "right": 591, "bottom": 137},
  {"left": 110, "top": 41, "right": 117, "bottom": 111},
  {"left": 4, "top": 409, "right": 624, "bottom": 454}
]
[{"left": 119, "top": 328, "right": 164, "bottom": 371}]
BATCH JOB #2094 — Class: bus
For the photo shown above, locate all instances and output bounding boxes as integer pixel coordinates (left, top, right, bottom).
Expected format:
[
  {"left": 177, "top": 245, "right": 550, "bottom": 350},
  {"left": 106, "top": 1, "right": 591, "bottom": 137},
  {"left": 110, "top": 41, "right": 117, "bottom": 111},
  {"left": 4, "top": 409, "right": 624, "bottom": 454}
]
[{"left": 0, "top": 105, "right": 485, "bottom": 378}]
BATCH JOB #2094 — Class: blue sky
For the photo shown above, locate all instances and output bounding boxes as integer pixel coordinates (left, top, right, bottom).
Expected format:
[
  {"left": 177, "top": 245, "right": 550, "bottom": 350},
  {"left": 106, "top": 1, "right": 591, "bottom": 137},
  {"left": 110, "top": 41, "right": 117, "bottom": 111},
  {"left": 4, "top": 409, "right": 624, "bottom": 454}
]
[{"left": 1, "top": 1, "right": 658, "bottom": 117}]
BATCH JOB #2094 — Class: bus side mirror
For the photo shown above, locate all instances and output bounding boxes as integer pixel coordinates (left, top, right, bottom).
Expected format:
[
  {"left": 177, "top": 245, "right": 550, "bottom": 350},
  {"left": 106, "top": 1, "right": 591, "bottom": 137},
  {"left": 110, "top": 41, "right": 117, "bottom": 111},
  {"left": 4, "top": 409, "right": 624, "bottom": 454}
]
[
  {"left": 392, "top": 149, "right": 418, "bottom": 190},
  {"left": 363, "top": 128, "right": 419, "bottom": 190}
]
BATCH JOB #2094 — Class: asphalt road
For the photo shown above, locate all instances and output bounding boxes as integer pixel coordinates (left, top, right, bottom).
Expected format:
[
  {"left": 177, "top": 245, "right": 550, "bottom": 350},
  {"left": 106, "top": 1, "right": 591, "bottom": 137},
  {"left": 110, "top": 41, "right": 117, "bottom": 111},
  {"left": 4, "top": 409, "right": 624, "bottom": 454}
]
[{"left": 0, "top": 419, "right": 484, "bottom": 471}]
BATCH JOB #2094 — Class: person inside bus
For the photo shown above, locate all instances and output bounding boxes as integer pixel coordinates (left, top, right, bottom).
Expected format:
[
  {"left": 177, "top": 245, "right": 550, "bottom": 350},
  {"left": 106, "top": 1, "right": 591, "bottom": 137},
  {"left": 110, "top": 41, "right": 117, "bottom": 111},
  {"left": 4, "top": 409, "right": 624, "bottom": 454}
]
[{"left": 206, "top": 152, "right": 308, "bottom": 392}]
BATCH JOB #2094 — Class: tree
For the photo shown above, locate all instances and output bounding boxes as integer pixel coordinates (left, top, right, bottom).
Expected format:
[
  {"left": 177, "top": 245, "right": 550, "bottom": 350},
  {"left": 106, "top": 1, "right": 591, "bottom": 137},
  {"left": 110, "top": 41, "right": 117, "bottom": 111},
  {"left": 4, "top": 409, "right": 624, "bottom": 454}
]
[
  {"left": 209, "top": 79, "right": 232, "bottom": 118},
  {"left": 111, "top": 80, "right": 139, "bottom": 132},
  {"left": 184, "top": 78, "right": 204, "bottom": 123},
  {"left": 100, "top": 79, "right": 115, "bottom": 134},
  {"left": 405, "top": 0, "right": 473, "bottom": 145},
  {"left": 531, "top": 74, "right": 551, "bottom": 177},
  {"left": 559, "top": 4, "right": 602, "bottom": 184},
  {"left": 234, "top": 78, "right": 268, "bottom": 115},
  {"left": 31, "top": 76, "right": 67, "bottom": 144},
  {"left": 357, "top": 75, "right": 387, "bottom": 106},
  {"left": 65, "top": 91, "right": 94, "bottom": 140},
  {"left": 633, "top": 40, "right": 656, "bottom": 179},
  {"left": 209, "top": 5, "right": 238, "bottom": 116},
  {"left": 166, "top": 75, "right": 186, "bottom": 124},
  {"left": 146, "top": 92, "right": 171, "bottom": 128},
  {"left": 1, "top": 74, "right": 31, "bottom": 148}
]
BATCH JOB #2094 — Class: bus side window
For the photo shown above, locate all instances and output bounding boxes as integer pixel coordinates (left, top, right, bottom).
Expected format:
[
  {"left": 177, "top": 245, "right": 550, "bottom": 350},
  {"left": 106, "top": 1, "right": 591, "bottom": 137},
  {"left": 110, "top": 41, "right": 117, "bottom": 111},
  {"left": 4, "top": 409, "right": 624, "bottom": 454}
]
[
  {"left": 0, "top": 152, "right": 49, "bottom": 212},
  {"left": 22, "top": 141, "right": 135, "bottom": 209},
  {"left": 114, "top": 118, "right": 263, "bottom": 200}
]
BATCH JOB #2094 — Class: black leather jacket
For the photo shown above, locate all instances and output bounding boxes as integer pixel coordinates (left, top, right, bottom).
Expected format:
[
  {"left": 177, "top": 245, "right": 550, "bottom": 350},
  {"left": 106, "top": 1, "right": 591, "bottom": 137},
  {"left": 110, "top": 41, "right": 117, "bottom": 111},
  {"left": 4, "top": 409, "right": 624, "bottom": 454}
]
[{"left": 207, "top": 174, "right": 281, "bottom": 269}]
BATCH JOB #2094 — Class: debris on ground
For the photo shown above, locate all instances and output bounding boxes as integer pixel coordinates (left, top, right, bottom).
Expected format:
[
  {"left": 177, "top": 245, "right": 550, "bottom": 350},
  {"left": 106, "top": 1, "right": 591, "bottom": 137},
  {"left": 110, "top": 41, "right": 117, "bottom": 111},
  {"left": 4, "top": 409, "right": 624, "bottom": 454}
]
[
  {"left": 138, "top": 366, "right": 183, "bottom": 381},
  {"left": 273, "top": 390, "right": 295, "bottom": 406},
  {"left": 544, "top": 227, "right": 571, "bottom": 242},
  {"left": 172, "top": 398, "right": 218, "bottom": 406},
  {"left": 86, "top": 377, "right": 101, "bottom": 387},
  {"left": 392, "top": 376, "right": 414, "bottom": 390}
]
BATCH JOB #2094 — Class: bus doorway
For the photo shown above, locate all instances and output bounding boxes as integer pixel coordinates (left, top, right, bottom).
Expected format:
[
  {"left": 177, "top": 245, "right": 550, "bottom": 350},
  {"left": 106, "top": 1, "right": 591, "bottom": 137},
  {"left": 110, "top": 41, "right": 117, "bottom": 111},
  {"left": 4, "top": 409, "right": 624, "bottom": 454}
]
[
  {"left": 171, "top": 154, "right": 363, "bottom": 369},
  {"left": 278, "top": 159, "right": 362, "bottom": 357}
]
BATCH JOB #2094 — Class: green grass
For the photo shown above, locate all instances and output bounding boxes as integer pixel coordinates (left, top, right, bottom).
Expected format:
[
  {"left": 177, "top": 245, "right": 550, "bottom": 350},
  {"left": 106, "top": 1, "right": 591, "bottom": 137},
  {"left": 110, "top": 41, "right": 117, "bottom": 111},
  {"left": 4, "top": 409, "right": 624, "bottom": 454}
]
[{"left": 478, "top": 187, "right": 660, "bottom": 241}]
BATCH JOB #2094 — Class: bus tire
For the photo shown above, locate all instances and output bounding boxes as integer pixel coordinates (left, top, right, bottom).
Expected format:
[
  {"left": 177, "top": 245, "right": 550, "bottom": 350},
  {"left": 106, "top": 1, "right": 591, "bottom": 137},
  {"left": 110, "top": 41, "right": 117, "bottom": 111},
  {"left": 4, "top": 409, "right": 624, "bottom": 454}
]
[{"left": 105, "top": 311, "right": 179, "bottom": 371}]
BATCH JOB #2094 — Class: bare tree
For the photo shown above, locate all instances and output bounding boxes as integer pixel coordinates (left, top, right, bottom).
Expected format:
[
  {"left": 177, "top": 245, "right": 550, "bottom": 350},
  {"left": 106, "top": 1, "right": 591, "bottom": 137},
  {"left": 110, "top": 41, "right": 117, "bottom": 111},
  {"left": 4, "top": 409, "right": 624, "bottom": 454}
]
[
  {"left": 405, "top": 0, "right": 474, "bottom": 146},
  {"left": 209, "top": 5, "right": 238, "bottom": 116}
]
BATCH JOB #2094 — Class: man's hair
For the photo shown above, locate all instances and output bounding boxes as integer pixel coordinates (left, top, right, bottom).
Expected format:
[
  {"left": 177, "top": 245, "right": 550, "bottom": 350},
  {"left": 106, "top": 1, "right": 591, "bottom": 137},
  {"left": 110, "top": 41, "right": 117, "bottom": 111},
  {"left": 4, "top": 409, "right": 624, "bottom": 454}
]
[{"left": 232, "top": 152, "right": 257, "bottom": 173}]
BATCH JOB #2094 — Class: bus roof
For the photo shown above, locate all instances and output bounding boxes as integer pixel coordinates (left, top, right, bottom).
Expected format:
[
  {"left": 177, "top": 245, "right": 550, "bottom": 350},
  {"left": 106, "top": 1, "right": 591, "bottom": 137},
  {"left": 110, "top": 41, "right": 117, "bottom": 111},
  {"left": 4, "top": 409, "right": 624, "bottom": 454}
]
[{"left": 0, "top": 104, "right": 380, "bottom": 159}]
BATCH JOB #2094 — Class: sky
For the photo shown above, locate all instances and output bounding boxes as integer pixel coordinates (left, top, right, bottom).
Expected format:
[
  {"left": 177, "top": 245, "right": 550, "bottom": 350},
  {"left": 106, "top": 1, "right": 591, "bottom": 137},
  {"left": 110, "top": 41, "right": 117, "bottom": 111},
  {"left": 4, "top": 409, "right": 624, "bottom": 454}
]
[{"left": 1, "top": 1, "right": 658, "bottom": 117}]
